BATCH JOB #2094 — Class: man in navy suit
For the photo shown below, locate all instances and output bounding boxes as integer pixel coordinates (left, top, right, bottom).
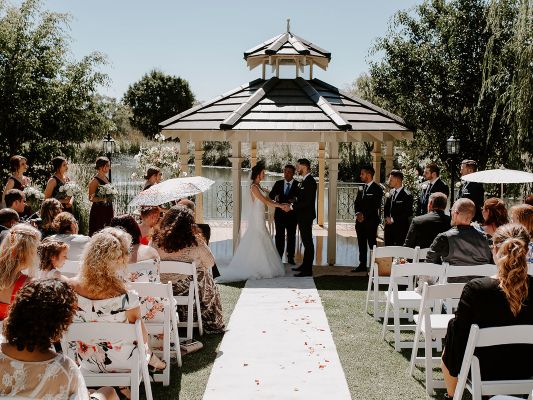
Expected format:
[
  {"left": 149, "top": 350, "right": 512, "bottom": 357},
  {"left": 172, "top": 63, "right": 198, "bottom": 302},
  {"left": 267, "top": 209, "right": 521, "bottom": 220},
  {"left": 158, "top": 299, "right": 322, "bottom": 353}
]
[
  {"left": 456, "top": 159, "right": 484, "bottom": 223},
  {"left": 417, "top": 163, "right": 449, "bottom": 215},
  {"left": 353, "top": 165, "right": 383, "bottom": 272},
  {"left": 384, "top": 170, "right": 414, "bottom": 246},
  {"left": 269, "top": 164, "right": 298, "bottom": 264}
]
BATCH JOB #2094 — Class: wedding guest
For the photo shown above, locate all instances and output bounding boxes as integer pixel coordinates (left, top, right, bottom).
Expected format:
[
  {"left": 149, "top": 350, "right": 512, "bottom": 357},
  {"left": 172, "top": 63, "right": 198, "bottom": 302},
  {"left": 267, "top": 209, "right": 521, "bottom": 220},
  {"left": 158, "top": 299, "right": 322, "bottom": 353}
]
[
  {"left": 143, "top": 166, "right": 162, "bottom": 190},
  {"left": 4, "top": 189, "right": 26, "bottom": 217},
  {"left": 0, "top": 223, "right": 41, "bottom": 320},
  {"left": 0, "top": 279, "right": 92, "bottom": 399},
  {"left": 455, "top": 159, "right": 484, "bottom": 222},
  {"left": 69, "top": 229, "right": 166, "bottom": 379},
  {"left": 48, "top": 212, "right": 90, "bottom": 261},
  {"left": 178, "top": 198, "right": 211, "bottom": 244},
  {"left": 139, "top": 206, "right": 160, "bottom": 245},
  {"left": 441, "top": 224, "right": 533, "bottom": 397},
  {"left": 44, "top": 156, "right": 73, "bottom": 211},
  {"left": 152, "top": 205, "right": 225, "bottom": 333},
  {"left": 0, "top": 208, "right": 20, "bottom": 245},
  {"left": 353, "top": 165, "right": 383, "bottom": 272},
  {"left": 88, "top": 157, "right": 114, "bottom": 236},
  {"left": 481, "top": 197, "right": 509, "bottom": 237},
  {"left": 426, "top": 199, "right": 492, "bottom": 282},
  {"left": 2, "top": 155, "right": 31, "bottom": 215},
  {"left": 39, "top": 198, "right": 62, "bottom": 238},
  {"left": 404, "top": 192, "right": 451, "bottom": 249},
  {"left": 417, "top": 162, "right": 450, "bottom": 215},
  {"left": 384, "top": 170, "right": 413, "bottom": 246},
  {"left": 510, "top": 204, "right": 533, "bottom": 263},
  {"left": 38, "top": 238, "right": 69, "bottom": 280}
]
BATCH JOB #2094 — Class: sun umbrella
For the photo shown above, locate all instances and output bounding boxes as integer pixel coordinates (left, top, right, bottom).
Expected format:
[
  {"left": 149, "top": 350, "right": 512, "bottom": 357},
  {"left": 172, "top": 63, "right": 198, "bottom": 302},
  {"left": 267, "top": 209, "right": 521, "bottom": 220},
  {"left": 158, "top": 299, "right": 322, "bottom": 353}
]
[
  {"left": 129, "top": 176, "right": 215, "bottom": 207},
  {"left": 461, "top": 166, "right": 533, "bottom": 197}
]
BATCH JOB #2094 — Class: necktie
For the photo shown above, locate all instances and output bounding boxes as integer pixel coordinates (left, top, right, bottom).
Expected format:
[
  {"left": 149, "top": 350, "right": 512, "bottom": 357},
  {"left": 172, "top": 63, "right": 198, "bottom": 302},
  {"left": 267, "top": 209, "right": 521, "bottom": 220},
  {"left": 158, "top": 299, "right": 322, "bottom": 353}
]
[
  {"left": 363, "top": 184, "right": 368, "bottom": 197},
  {"left": 393, "top": 189, "right": 399, "bottom": 202},
  {"left": 284, "top": 182, "right": 290, "bottom": 196},
  {"left": 426, "top": 183, "right": 433, "bottom": 198}
]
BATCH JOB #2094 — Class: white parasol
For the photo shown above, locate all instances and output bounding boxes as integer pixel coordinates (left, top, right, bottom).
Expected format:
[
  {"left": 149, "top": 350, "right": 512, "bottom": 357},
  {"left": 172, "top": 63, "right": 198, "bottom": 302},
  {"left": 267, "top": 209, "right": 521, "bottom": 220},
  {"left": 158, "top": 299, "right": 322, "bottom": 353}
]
[
  {"left": 129, "top": 176, "right": 215, "bottom": 207},
  {"left": 461, "top": 166, "right": 533, "bottom": 197}
]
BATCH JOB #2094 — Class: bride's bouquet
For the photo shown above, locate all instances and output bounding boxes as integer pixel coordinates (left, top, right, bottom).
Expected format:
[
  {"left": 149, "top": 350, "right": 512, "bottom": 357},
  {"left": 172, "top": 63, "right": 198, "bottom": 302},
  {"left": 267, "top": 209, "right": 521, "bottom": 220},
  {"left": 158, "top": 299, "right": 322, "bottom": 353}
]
[
  {"left": 23, "top": 186, "right": 45, "bottom": 211},
  {"left": 96, "top": 183, "right": 118, "bottom": 202},
  {"left": 56, "top": 182, "right": 81, "bottom": 199}
]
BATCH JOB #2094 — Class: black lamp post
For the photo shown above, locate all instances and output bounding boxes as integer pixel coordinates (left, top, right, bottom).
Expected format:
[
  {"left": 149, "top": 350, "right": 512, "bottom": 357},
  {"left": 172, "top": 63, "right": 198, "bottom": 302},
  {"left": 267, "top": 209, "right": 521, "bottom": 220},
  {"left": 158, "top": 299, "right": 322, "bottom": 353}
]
[
  {"left": 446, "top": 135, "right": 461, "bottom": 203},
  {"left": 102, "top": 132, "right": 116, "bottom": 183}
]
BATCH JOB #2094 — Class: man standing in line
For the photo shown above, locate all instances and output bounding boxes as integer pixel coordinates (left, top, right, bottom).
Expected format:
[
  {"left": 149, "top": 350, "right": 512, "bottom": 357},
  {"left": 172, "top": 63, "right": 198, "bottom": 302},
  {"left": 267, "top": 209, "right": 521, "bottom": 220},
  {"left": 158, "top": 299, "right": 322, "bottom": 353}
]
[
  {"left": 417, "top": 162, "right": 449, "bottom": 215},
  {"left": 455, "top": 159, "right": 484, "bottom": 222},
  {"left": 269, "top": 164, "right": 298, "bottom": 264},
  {"left": 353, "top": 165, "right": 383, "bottom": 273},
  {"left": 384, "top": 170, "right": 413, "bottom": 246}
]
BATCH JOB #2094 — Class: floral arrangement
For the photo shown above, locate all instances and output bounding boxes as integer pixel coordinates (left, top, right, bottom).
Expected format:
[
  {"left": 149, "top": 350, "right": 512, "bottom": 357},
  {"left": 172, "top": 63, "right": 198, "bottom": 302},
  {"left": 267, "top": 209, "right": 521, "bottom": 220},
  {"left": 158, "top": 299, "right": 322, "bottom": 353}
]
[
  {"left": 56, "top": 182, "right": 81, "bottom": 199},
  {"left": 95, "top": 183, "right": 118, "bottom": 202},
  {"left": 23, "top": 186, "right": 44, "bottom": 211},
  {"left": 133, "top": 134, "right": 182, "bottom": 180}
]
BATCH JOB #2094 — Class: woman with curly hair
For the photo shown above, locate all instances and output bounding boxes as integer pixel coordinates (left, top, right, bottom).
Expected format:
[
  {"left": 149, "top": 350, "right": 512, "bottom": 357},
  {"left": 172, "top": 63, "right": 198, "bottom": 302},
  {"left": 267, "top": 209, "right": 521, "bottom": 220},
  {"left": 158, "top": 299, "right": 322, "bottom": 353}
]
[
  {"left": 152, "top": 205, "right": 224, "bottom": 333},
  {"left": 48, "top": 212, "right": 90, "bottom": 261},
  {"left": 38, "top": 238, "right": 69, "bottom": 280},
  {"left": 511, "top": 204, "right": 533, "bottom": 263},
  {"left": 39, "top": 197, "right": 62, "bottom": 238},
  {"left": 0, "top": 223, "right": 41, "bottom": 320},
  {"left": 481, "top": 197, "right": 509, "bottom": 237},
  {"left": 442, "top": 223, "right": 533, "bottom": 397},
  {"left": 69, "top": 228, "right": 166, "bottom": 388}
]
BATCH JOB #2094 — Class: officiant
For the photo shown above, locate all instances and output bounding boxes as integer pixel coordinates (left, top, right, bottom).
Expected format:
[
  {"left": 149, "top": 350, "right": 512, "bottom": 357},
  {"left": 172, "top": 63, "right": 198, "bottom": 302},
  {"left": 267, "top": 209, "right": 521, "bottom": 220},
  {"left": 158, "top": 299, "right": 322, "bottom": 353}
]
[{"left": 269, "top": 164, "right": 298, "bottom": 265}]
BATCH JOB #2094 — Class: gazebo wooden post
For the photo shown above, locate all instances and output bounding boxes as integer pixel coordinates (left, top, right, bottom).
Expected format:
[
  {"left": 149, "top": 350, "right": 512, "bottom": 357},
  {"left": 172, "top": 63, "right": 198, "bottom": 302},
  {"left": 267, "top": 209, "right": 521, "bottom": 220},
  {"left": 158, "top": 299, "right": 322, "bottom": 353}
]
[
  {"left": 327, "top": 142, "right": 340, "bottom": 265},
  {"left": 317, "top": 142, "right": 326, "bottom": 226},
  {"left": 250, "top": 141, "right": 257, "bottom": 168},
  {"left": 194, "top": 141, "right": 204, "bottom": 223},
  {"left": 230, "top": 141, "right": 243, "bottom": 252},
  {"left": 178, "top": 139, "right": 189, "bottom": 175},
  {"left": 384, "top": 141, "right": 394, "bottom": 177},
  {"left": 372, "top": 141, "right": 382, "bottom": 183}
]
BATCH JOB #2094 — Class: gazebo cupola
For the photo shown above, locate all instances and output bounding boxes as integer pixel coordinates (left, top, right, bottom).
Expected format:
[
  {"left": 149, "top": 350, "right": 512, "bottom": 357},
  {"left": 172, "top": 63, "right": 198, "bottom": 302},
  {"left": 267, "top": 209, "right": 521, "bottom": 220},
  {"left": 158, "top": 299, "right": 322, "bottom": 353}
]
[{"left": 244, "top": 19, "right": 331, "bottom": 79}]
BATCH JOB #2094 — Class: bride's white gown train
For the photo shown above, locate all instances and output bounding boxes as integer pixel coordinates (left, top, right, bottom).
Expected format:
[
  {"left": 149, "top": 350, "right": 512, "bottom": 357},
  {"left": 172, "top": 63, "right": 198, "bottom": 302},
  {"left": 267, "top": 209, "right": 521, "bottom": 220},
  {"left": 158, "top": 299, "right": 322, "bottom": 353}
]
[{"left": 219, "top": 187, "right": 285, "bottom": 282}]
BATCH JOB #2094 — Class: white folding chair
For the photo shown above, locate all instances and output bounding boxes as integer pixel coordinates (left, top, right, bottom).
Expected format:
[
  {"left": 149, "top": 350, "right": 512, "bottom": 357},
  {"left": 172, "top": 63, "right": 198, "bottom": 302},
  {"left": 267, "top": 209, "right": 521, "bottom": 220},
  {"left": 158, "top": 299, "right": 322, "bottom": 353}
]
[
  {"left": 527, "top": 263, "right": 533, "bottom": 276},
  {"left": 381, "top": 262, "right": 445, "bottom": 351},
  {"left": 62, "top": 260, "right": 80, "bottom": 278},
  {"left": 418, "top": 247, "right": 430, "bottom": 261},
  {"left": 61, "top": 320, "right": 152, "bottom": 400},
  {"left": 365, "top": 245, "right": 419, "bottom": 320},
  {"left": 160, "top": 261, "right": 203, "bottom": 339},
  {"left": 453, "top": 324, "right": 533, "bottom": 400},
  {"left": 444, "top": 263, "right": 498, "bottom": 282},
  {"left": 410, "top": 282, "right": 466, "bottom": 395},
  {"left": 129, "top": 281, "right": 182, "bottom": 385}
]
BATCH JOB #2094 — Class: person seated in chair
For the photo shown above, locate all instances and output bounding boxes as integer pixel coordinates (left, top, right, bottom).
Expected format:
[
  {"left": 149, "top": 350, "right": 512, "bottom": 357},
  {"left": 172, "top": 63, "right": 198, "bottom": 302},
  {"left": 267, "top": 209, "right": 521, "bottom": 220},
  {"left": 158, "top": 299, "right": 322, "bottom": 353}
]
[{"left": 0, "top": 208, "right": 20, "bottom": 245}]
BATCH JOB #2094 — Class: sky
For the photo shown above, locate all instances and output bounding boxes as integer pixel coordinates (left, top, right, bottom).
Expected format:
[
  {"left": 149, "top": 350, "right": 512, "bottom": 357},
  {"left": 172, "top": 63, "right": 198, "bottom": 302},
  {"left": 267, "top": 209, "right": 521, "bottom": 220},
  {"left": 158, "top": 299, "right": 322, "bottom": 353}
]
[{"left": 34, "top": 0, "right": 422, "bottom": 103}]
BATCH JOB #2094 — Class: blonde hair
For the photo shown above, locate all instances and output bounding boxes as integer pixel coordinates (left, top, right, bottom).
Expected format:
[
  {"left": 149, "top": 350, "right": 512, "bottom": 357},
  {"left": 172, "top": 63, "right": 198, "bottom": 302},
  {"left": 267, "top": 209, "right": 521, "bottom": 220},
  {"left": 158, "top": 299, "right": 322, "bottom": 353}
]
[
  {"left": 492, "top": 223, "right": 530, "bottom": 317},
  {"left": 79, "top": 228, "right": 131, "bottom": 297},
  {"left": 511, "top": 204, "right": 533, "bottom": 238},
  {"left": 0, "top": 224, "right": 41, "bottom": 290},
  {"left": 38, "top": 238, "right": 69, "bottom": 272}
]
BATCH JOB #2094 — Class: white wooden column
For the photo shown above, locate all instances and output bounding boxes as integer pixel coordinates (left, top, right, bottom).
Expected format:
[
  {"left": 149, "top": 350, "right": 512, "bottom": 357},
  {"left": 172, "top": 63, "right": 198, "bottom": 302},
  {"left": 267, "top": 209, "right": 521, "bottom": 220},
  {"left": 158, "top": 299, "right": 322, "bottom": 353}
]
[
  {"left": 371, "top": 141, "right": 382, "bottom": 183},
  {"left": 317, "top": 142, "right": 326, "bottom": 226},
  {"left": 194, "top": 141, "right": 204, "bottom": 223},
  {"left": 179, "top": 139, "right": 189, "bottom": 175},
  {"left": 230, "top": 141, "right": 243, "bottom": 252},
  {"left": 384, "top": 141, "right": 394, "bottom": 177},
  {"left": 327, "top": 142, "right": 340, "bottom": 266},
  {"left": 250, "top": 141, "right": 257, "bottom": 168}
]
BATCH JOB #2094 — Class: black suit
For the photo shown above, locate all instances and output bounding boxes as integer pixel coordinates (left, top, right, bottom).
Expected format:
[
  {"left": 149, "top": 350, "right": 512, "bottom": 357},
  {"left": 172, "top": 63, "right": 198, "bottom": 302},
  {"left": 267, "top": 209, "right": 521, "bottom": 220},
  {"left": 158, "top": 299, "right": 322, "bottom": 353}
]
[
  {"left": 384, "top": 188, "right": 414, "bottom": 246},
  {"left": 291, "top": 174, "right": 317, "bottom": 271},
  {"left": 456, "top": 180, "right": 484, "bottom": 222},
  {"left": 403, "top": 210, "right": 451, "bottom": 249},
  {"left": 417, "top": 178, "right": 450, "bottom": 215},
  {"left": 354, "top": 182, "right": 383, "bottom": 267},
  {"left": 269, "top": 179, "right": 298, "bottom": 260}
]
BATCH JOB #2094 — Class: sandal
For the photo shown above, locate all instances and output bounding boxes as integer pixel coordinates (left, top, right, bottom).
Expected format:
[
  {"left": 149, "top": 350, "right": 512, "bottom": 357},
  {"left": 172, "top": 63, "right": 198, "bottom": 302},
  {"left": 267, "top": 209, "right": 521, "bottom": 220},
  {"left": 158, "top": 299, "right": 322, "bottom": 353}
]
[
  {"left": 117, "top": 387, "right": 131, "bottom": 400},
  {"left": 148, "top": 352, "right": 167, "bottom": 372}
]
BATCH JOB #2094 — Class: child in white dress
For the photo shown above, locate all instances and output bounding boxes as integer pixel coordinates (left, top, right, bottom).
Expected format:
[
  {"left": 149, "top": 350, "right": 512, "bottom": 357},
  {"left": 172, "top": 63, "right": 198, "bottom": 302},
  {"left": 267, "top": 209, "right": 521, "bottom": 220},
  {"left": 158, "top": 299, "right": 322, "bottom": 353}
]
[{"left": 38, "top": 238, "right": 69, "bottom": 280}]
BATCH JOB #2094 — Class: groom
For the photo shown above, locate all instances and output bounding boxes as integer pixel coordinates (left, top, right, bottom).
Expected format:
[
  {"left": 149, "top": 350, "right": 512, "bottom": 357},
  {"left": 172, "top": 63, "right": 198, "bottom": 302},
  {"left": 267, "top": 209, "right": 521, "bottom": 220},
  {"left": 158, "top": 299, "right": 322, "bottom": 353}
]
[{"left": 282, "top": 158, "right": 317, "bottom": 277}]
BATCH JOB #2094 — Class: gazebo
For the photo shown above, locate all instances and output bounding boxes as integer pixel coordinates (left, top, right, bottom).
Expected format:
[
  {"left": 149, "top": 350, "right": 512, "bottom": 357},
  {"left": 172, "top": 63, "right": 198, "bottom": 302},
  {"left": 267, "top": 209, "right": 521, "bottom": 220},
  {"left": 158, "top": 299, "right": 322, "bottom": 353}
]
[{"left": 160, "top": 22, "right": 413, "bottom": 265}]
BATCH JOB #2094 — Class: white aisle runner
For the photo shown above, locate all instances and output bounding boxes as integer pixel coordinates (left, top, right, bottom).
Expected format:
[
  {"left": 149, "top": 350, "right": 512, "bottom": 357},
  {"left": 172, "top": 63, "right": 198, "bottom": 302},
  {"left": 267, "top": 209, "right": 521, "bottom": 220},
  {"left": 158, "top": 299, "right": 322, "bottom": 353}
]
[{"left": 203, "top": 277, "right": 351, "bottom": 399}]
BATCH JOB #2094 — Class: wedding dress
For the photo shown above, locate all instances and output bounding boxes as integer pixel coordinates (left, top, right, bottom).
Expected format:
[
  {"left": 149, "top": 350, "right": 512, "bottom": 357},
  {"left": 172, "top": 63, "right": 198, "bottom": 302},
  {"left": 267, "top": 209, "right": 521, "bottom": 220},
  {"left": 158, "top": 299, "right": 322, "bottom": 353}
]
[{"left": 218, "top": 185, "right": 285, "bottom": 282}]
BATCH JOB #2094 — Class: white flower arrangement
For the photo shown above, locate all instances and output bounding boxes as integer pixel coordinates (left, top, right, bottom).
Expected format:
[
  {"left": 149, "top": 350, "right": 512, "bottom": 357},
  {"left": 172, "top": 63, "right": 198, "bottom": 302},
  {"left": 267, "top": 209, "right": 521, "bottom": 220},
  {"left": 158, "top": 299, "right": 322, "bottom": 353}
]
[
  {"left": 57, "top": 182, "right": 81, "bottom": 199},
  {"left": 23, "top": 186, "right": 45, "bottom": 210},
  {"left": 384, "top": 192, "right": 391, "bottom": 198},
  {"left": 420, "top": 183, "right": 428, "bottom": 190},
  {"left": 455, "top": 181, "right": 462, "bottom": 188},
  {"left": 95, "top": 183, "right": 118, "bottom": 202},
  {"left": 135, "top": 144, "right": 182, "bottom": 179}
]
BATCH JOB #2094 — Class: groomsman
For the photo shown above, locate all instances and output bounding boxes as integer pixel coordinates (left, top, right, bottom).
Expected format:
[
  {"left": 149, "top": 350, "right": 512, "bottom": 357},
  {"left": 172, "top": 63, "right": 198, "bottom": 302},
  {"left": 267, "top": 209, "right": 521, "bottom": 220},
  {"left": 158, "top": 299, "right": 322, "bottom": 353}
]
[
  {"left": 269, "top": 164, "right": 298, "bottom": 264},
  {"left": 417, "top": 163, "right": 449, "bottom": 215},
  {"left": 353, "top": 165, "right": 383, "bottom": 273},
  {"left": 384, "top": 170, "right": 414, "bottom": 246},
  {"left": 456, "top": 159, "right": 484, "bottom": 222}
]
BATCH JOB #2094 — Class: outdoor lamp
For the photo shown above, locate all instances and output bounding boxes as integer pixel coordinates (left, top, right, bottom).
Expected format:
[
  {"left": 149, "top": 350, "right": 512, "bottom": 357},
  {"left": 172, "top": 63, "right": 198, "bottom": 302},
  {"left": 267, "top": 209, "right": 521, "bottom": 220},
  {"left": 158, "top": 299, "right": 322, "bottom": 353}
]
[
  {"left": 102, "top": 133, "right": 116, "bottom": 155},
  {"left": 446, "top": 135, "right": 460, "bottom": 155}
]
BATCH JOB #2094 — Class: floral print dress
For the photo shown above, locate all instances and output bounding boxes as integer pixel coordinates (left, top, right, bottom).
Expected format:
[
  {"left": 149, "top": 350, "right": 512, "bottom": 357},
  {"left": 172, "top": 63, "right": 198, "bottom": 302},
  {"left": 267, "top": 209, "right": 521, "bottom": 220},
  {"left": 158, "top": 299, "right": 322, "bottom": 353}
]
[{"left": 72, "top": 291, "right": 140, "bottom": 373}]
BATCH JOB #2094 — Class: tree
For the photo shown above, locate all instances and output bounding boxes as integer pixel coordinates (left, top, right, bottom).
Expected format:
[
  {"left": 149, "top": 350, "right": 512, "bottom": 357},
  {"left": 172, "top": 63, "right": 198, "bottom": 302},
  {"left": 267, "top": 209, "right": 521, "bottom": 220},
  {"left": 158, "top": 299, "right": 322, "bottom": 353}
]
[
  {"left": 123, "top": 70, "right": 195, "bottom": 139},
  {"left": 0, "top": 0, "right": 109, "bottom": 182},
  {"left": 368, "top": 0, "right": 532, "bottom": 174}
]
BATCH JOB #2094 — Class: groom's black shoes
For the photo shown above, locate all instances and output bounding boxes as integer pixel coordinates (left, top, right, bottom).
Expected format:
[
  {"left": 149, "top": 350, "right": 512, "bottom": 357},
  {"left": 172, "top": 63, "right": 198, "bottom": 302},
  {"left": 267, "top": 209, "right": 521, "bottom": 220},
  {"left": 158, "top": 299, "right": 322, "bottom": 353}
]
[
  {"left": 287, "top": 257, "right": 296, "bottom": 265},
  {"left": 295, "top": 270, "right": 312, "bottom": 277},
  {"left": 291, "top": 265, "right": 303, "bottom": 272}
]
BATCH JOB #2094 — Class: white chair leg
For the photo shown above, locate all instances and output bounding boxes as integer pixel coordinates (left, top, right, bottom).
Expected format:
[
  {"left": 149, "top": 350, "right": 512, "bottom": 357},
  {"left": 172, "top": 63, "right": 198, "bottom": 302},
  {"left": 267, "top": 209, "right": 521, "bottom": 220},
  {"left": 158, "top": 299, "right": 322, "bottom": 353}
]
[
  {"left": 171, "top": 309, "right": 182, "bottom": 367},
  {"left": 364, "top": 264, "right": 374, "bottom": 314},
  {"left": 194, "top": 283, "right": 203, "bottom": 336},
  {"left": 393, "top": 305, "right": 401, "bottom": 352},
  {"left": 424, "top": 332, "right": 434, "bottom": 396},
  {"left": 381, "top": 293, "right": 391, "bottom": 339},
  {"left": 409, "top": 321, "right": 422, "bottom": 376}
]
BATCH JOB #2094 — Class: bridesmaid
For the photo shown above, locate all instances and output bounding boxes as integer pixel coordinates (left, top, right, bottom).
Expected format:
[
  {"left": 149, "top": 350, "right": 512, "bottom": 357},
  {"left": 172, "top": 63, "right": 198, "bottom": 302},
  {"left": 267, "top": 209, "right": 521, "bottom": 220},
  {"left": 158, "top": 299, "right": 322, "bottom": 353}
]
[
  {"left": 3, "top": 155, "right": 31, "bottom": 217},
  {"left": 88, "top": 157, "right": 114, "bottom": 236},
  {"left": 44, "top": 156, "right": 73, "bottom": 211},
  {"left": 143, "top": 166, "right": 162, "bottom": 190}
]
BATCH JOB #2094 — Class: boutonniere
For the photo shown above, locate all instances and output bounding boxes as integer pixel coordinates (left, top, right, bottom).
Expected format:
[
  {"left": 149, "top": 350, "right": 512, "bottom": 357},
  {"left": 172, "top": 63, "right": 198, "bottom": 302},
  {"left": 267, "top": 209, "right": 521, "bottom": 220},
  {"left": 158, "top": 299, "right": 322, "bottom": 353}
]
[
  {"left": 420, "top": 183, "right": 428, "bottom": 190},
  {"left": 384, "top": 192, "right": 391, "bottom": 198},
  {"left": 297, "top": 182, "right": 303, "bottom": 189},
  {"left": 455, "top": 181, "right": 462, "bottom": 188}
]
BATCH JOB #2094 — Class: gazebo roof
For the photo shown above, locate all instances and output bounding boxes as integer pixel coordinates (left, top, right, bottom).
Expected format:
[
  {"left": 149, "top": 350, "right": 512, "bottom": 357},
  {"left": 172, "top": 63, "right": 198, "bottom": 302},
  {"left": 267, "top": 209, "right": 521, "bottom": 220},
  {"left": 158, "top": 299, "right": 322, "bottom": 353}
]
[{"left": 160, "top": 77, "right": 413, "bottom": 143}]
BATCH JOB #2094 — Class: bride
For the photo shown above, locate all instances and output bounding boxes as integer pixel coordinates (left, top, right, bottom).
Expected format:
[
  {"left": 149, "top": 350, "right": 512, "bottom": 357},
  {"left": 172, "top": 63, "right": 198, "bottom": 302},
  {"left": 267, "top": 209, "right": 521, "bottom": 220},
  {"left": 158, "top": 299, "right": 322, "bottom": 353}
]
[{"left": 218, "top": 164, "right": 286, "bottom": 282}]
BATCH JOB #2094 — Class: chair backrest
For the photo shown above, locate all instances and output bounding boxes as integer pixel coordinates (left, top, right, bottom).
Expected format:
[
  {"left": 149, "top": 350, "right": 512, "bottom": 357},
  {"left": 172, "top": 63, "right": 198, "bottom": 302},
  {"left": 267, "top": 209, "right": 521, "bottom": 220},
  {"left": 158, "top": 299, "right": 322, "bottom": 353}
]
[
  {"left": 528, "top": 264, "right": 533, "bottom": 276},
  {"left": 127, "top": 260, "right": 160, "bottom": 283},
  {"left": 63, "top": 320, "right": 140, "bottom": 344},
  {"left": 128, "top": 281, "right": 173, "bottom": 300},
  {"left": 62, "top": 260, "right": 80, "bottom": 277},
  {"left": 417, "top": 248, "right": 430, "bottom": 261},
  {"left": 445, "top": 263, "right": 498, "bottom": 279},
  {"left": 424, "top": 282, "right": 466, "bottom": 302},
  {"left": 373, "top": 245, "right": 418, "bottom": 261},
  {"left": 159, "top": 261, "right": 196, "bottom": 275},
  {"left": 390, "top": 262, "right": 445, "bottom": 279}
]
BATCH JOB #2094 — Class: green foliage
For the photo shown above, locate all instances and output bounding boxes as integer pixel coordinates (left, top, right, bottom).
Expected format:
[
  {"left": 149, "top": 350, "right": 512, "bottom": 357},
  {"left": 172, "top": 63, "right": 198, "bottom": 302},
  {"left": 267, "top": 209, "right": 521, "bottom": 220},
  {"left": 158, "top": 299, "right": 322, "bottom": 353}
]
[
  {"left": 0, "top": 0, "right": 109, "bottom": 183},
  {"left": 123, "top": 70, "right": 195, "bottom": 139},
  {"left": 202, "top": 141, "right": 231, "bottom": 167},
  {"left": 133, "top": 137, "right": 182, "bottom": 179}
]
